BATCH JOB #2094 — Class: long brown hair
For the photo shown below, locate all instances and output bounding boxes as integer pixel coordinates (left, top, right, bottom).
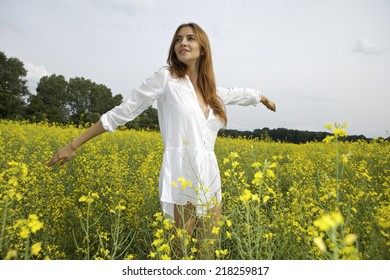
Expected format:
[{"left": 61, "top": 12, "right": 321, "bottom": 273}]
[{"left": 167, "top": 23, "right": 227, "bottom": 127}]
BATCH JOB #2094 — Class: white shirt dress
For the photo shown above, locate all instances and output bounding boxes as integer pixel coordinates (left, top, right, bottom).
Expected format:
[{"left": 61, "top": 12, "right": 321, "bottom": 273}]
[{"left": 101, "top": 67, "right": 262, "bottom": 219}]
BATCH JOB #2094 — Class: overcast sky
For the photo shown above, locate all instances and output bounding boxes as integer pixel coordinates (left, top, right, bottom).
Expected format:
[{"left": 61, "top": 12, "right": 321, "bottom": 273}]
[{"left": 1, "top": 0, "right": 389, "bottom": 137}]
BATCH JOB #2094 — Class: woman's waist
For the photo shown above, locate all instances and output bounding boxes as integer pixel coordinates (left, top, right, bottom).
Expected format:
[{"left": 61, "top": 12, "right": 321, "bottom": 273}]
[{"left": 163, "top": 146, "right": 215, "bottom": 153}]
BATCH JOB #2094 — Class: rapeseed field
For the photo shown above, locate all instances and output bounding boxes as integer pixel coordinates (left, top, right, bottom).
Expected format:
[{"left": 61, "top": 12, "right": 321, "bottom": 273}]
[{"left": 1, "top": 120, "right": 389, "bottom": 260}]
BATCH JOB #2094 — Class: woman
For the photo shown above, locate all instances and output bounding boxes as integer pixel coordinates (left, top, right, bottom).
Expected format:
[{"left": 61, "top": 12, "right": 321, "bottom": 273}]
[{"left": 47, "top": 23, "right": 276, "bottom": 258}]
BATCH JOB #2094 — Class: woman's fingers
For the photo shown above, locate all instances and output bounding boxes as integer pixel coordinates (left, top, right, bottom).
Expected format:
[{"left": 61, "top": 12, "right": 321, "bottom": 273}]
[
  {"left": 267, "top": 100, "right": 276, "bottom": 112},
  {"left": 47, "top": 146, "right": 75, "bottom": 167},
  {"left": 47, "top": 153, "right": 60, "bottom": 167}
]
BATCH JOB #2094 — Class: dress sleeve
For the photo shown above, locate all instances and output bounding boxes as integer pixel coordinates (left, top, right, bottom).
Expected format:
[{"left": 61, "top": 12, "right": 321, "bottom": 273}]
[
  {"left": 217, "top": 87, "right": 262, "bottom": 106},
  {"left": 101, "top": 68, "right": 168, "bottom": 132}
]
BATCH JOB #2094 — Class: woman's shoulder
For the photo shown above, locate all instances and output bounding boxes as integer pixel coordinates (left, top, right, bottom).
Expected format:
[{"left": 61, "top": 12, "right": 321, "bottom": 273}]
[
  {"left": 155, "top": 66, "right": 185, "bottom": 84},
  {"left": 152, "top": 66, "right": 174, "bottom": 81}
]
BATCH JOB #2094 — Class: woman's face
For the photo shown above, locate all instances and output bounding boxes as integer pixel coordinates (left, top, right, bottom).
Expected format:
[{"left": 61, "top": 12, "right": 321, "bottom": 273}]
[{"left": 174, "top": 26, "right": 202, "bottom": 67}]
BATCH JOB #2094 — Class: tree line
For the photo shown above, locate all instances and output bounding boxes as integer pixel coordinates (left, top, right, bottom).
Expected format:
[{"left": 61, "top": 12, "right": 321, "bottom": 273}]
[
  {"left": 1, "top": 51, "right": 384, "bottom": 143},
  {"left": 218, "top": 127, "right": 374, "bottom": 144}
]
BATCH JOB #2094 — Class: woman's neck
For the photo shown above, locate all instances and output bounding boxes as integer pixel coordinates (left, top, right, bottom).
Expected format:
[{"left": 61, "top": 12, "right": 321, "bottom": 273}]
[{"left": 186, "top": 64, "right": 199, "bottom": 90}]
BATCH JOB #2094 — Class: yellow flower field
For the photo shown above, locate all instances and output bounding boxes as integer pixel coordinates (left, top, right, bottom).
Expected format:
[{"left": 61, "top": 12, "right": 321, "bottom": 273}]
[{"left": 0, "top": 120, "right": 389, "bottom": 260}]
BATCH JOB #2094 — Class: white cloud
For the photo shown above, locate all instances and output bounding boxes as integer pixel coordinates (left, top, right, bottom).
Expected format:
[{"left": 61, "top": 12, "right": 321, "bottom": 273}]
[
  {"left": 24, "top": 62, "right": 50, "bottom": 93},
  {"left": 352, "top": 39, "right": 388, "bottom": 55}
]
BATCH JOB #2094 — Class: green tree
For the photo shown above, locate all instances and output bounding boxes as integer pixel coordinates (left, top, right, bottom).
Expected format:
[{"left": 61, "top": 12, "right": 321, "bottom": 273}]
[
  {"left": 67, "top": 77, "right": 122, "bottom": 124},
  {"left": 27, "top": 74, "right": 69, "bottom": 123},
  {"left": 125, "top": 106, "right": 159, "bottom": 131},
  {"left": 0, "top": 51, "right": 30, "bottom": 118}
]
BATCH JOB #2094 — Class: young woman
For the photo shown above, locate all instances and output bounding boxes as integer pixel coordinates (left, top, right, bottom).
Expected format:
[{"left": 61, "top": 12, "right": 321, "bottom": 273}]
[{"left": 47, "top": 23, "right": 276, "bottom": 258}]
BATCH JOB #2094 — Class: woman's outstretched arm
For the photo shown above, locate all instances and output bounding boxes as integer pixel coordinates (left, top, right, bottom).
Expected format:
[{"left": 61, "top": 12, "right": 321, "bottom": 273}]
[
  {"left": 217, "top": 87, "right": 276, "bottom": 112},
  {"left": 47, "top": 120, "right": 106, "bottom": 167}
]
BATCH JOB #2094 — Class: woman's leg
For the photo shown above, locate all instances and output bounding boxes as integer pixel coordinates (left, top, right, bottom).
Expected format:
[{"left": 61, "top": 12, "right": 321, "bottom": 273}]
[
  {"left": 173, "top": 202, "right": 197, "bottom": 259},
  {"left": 197, "top": 202, "right": 222, "bottom": 259}
]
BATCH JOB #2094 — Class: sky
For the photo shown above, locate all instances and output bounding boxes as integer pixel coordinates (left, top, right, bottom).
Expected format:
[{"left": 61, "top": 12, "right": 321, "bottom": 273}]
[{"left": 1, "top": 0, "right": 389, "bottom": 138}]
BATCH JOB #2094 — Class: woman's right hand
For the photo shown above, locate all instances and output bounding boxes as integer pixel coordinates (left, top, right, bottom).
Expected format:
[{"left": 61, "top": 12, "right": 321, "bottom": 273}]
[{"left": 47, "top": 143, "right": 77, "bottom": 167}]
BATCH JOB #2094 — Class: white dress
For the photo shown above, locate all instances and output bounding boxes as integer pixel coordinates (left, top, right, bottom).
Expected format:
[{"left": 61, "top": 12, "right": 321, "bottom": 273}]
[{"left": 101, "top": 67, "right": 262, "bottom": 218}]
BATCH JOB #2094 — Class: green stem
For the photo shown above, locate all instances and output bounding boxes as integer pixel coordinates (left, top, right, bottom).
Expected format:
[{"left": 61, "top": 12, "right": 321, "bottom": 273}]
[
  {"left": 335, "top": 141, "right": 340, "bottom": 211},
  {"left": 24, "top": 236, "right": 30, "bottom": 260},
  {"left": 330, "top": 229, "right": 339, "bottom": 260},
  {"left": 245, "top": 203, "right": 252, "bottom": 259},
  {"left": 0, "top": 196, "right": 10, "bottom": 253},
  {"left": 86, "top": 203, "right": 90, "bottom": 260}
]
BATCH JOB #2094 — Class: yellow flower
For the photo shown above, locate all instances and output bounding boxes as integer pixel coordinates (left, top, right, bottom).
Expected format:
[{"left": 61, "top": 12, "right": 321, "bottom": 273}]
[
  {"left": 313, "top": 237, "right": 327, "bottom": 252},
  {"left": 226, "top": 231, "right": 232, "bottom": 239},
  {"left": 333, "top": 128, "right": 348, "bottom": 137},
  {"left": 220, "top": 249, "right": 229, "bottom": 256},
  {"left": 254, "top": 171, "right": 263, "bottom": 179},
  {"left": 154, "top": 212, "right": 163, "bottom": 222},
  {"left": 211, "top": 227, "right": 220, "bottom": 235},
  {"left": 5, "top": 249, "right": 18, "bottom": 260},
  {"left": 29, "top": 214, "right": 38, "bottom": 221},
  {"left": 91, "top": 192, "right": 99, "bottom": 199},
  {"left": 152, "top": 238, "right": 163, "bottom": 247},
  {"left": 176, "top": 228, "right": 184, "bottom": 238},
  {"left": 215, "top": 249, "right": 228, "bottom": 258},
  {"left": 322, "top": 135, "right": 335, "bottom": 143},
  {"left": 344, "top": 234, "right": 357, "bottom": 246},
  {"left": 157, "top": 243, "right": 170, "bottom": 253},
  {"left": 19, "top": 227, "right": 30, "bottom": 239},
  {"left": 8, "top": 176, "right": 18, "bottom": 187},
  {"left": 331, "top": 212, "right": 344, "bottom": 226},
  {"left": 154, "top": 229, "right": 163, "bottom": 239},
  {"left": 229, "top": 152, "right": 239, "bottom": 159},
  {"left": 28, "top": 220, "right": 44, "bottom": 233},
  {"left": 226, "top": 219, "right": 232, "bottom": 227},
  {"left": 161, "top": 254, "right": 171, "bottom": 260},
  {"left": 27, "top": 215, "right": 44, "bottom": 233},
  {"left": 149, "top": 252, "right": 157, "bottom": 258},
  {"left": 177, "top": 177, "right": 192, "bottom": 189},
  {"left": 341, "top": 154, "right": 349, "bottom": 164},
  {"left": 31, "top": 242, "right": 42, "bottom": 256},
  {"left": 266, "top": 169, "right": 275, "bottom": 179},
  {"left": 178, "top": 177, "right": 186, "bottom": 184},
  {"left": 314, "top": 212, "right": 344, "bottom": 232},
  {"left": 240, "top": 189, "right": 252, "bottom": 204},
  {"left": 251, "top": 162, "right": 261, "bottom": 168},
  {"left": 252, "top": 171, "right": 263, "bottom": 185},
  {"left": 232, "top": 161, "right": 239, "bottom": 168},
  {"left": 115, "top": 205, "right": 126, "bottom": 211},
  {"left": 251, "top": 194, "right": 260, "bottom": 203},
  {"left": 324, "top": 123, "right": 333, "bottom": 130},
  {"left": 263, "top": 195, "right": 270, "bottom": 203},
  {"left": 124, "top": 254, "right": 135, "bottom": 260},
  {"left": 15, "top": 193, "right": 23, "bottom": 201},
  {"left": 79, "top": 195, "right": 87, "bottom": 202},
  {"left": 163, "top": 218, "right": 173, "bottom": 230}
]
